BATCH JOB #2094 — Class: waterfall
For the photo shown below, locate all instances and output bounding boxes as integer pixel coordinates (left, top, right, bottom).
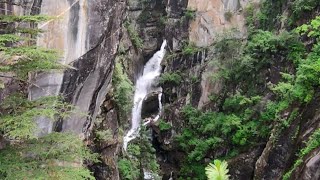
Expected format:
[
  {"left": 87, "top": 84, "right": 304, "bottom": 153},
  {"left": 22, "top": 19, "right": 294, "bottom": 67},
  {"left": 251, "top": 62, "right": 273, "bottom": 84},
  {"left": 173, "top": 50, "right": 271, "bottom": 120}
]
[{"left": 123, "top": 40, "right": 167, "bottom": 150}]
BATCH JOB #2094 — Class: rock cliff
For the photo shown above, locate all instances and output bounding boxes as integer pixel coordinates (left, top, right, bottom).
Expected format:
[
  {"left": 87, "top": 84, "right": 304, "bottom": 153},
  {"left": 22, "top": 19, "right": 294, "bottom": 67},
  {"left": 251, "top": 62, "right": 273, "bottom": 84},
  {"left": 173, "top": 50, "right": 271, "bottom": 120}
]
[{"left": 2, "top": 0, "right": 320, "bottom": 180}]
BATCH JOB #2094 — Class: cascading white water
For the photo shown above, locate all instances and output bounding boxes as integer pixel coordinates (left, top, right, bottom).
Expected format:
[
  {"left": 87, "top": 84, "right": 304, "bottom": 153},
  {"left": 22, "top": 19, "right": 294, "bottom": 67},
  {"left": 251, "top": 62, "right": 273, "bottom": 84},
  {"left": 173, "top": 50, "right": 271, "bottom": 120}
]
[
  {"left": 143, "top": 93, "right": 162, "bottom": 126},
  {"left": 123, "top": 40, "right": 167, "bottom": 150}
]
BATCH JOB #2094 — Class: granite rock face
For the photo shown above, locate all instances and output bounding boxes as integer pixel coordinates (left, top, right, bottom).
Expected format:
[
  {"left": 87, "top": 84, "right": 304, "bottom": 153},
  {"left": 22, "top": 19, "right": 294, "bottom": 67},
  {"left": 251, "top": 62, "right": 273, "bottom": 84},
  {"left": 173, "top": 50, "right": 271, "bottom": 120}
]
[
  {"left": 16, "top": 0, "right": 125, "bottom": 135},
  {"left": 60, "top": 0, "right": 126, "bottom": 134},
  {"left": 28, "top": 0, "right": 89, "bottom": 135}
]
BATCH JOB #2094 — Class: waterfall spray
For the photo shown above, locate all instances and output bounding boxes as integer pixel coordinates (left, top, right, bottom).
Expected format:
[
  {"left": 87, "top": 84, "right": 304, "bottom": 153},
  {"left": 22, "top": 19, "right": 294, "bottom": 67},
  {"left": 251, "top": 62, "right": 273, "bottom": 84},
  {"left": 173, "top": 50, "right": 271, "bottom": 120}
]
[{"left": 123, "top": 40, "right": 167, "bottom": 150}]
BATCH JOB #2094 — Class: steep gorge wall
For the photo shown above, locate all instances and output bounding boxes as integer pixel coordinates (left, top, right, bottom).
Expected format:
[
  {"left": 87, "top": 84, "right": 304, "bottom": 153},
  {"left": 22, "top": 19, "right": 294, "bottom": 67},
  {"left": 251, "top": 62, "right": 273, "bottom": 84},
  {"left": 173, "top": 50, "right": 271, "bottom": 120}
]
[
  {"left": 9, "top": 0, "right": 126, "bottom": 136},
  {"left": 4, "top": 0, "right": 320, "bottom": 179},
  {"left": 156, "top": 0, "right": 320, "bottom": 180},
  {"left": 2, "top": 1, "right": 126, "bottom": 179}
]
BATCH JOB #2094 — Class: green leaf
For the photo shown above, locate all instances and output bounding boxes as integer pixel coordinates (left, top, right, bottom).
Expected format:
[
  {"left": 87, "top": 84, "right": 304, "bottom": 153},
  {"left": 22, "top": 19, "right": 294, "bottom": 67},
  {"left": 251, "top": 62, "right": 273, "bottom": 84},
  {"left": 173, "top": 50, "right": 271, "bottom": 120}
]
[{"left": 205, "top": 160, "right": 230, "bottom": 180}]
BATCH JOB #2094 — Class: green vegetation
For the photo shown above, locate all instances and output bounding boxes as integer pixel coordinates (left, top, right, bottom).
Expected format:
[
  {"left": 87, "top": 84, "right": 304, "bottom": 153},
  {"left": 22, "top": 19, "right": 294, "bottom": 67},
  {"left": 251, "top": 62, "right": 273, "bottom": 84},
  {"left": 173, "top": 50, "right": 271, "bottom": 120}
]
[
  {"left": 176, "top": 9, "right": 320, "bottom": 179},
  {"left": 0, "top": 133, "right": 98, "bottom": 180},
  {"left": 94, "top": 129, "right": 113, "bottom": 141},
  {"left": 295, "top": 16, "right": 320, "bottom": 39},
  {"left": 159, "top": 15, "right": 168, "bottom": 26},
  {"left": 112, "top": 62, "right": 133, "bottom": 122},
  {"left": 137, "top": 11, "right": 152, "bottom": 24},
  {"left": 176, "top": 96, "right": 279, "bottom": 178},
  {"left": 158, "top": 119, "right": 172, "bottom": 131},
  {"left": 124, "top": 21, "right": 144, "bottom": 49},
  {"left": 255, "top": 0, "right": 285, "bottom": 31},
  {"left": 159, "top": 72, "right": 182, "bottom": 86},
  {"left": 181, "top": 42, "right": 201, "bottom": 56},
  {"left": 0, "top": 15, "right": 52, "bottom": 23},
  {"left": 205, "top": 160, "right": 230, "bottom": 180},
  {"left": 213, "top": 30, "right": 304, "bottom": 93},
  {"left": 150, "top": 0, "right": 320, "bottom": 178},
  {"left": 279, "top": 16, "right": 320, "bottom": 178},
  {"left": 291, "top": 0, "right": 320, "bottom": 23},
  {"left": 283, "top": 128, "right": 320, "bottom": 180},
  {"left": 0, "top": 94, "right": 73, "bottom": 139},
  {"left": 0, "top": 15, "right": 64, "bottom": 85},
  {"left": 224, "top": 11, "right": 233, "bottom": 22},
  {"left": 118, "top": 157, "right": 140, "bottom": 180},
  {"left": 0, "top": 14, "right": 97, "bottom": 179},
  {"left": 119, "top": 126, "right": 160, "bottom": 180},
  {"left": 183, "top": 8, "right": 196, "bottom": 20}
]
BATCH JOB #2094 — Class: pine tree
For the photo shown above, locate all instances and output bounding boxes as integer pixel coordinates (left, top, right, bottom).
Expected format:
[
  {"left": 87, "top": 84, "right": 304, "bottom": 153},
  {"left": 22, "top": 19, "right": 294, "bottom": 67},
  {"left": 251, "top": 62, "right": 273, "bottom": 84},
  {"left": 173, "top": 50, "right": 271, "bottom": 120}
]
[
  {"left": 0, "top": 14, "right": 65, "bottom": 88},
  {"left": 138, "top": 126, "right": 160, "bottom": 179},
  {"left": 0, "top": 13, "right": 97, "bottom": 179}
]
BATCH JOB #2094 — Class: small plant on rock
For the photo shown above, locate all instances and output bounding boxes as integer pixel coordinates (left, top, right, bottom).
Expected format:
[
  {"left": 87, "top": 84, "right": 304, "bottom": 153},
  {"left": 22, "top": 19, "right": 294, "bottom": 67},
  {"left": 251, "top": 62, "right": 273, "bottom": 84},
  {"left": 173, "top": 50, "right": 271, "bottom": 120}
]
[
  {"left": 224, "top": 11, "right": 233, "bottom": 22},
  {"left": 205, "top": 160, "right": 230, "bottom": 180}
]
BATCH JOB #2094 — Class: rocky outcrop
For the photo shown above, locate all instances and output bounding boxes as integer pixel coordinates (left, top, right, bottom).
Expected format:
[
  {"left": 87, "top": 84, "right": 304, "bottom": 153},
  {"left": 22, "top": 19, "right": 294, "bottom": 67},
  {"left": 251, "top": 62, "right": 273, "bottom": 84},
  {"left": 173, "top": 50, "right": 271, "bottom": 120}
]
[
  {"left": 60, "top": 0, "right": 126, "bottom": 134},
  {"left": 188, "top": 0, "right": 251, "bottom": 47},
  {"left": 228, "top": 146, "right": 264, "bottom": 180},
  {"left": 254, "top": 92, "right": 320, "bottom": 180},
  {"left": 29, "top": 0, "right": 89, "bottom": 135},
  {"left": 89, "top": 94, "right": 121, "bottom": 180},
  {"left": 0, "top": 135, "right": 7, "bottom": 150},
  {"left": 298, "top": 148, "right": 320, "bottom": 180},
  {"left": 141, "top": 92, "right": 161, "bottom": 119}
]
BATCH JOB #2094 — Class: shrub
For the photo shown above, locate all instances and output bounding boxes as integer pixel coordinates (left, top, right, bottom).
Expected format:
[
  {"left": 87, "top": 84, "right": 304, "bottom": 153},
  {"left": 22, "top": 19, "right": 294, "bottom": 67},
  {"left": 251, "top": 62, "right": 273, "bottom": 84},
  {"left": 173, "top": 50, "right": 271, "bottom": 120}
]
[
  {"left": 291, "top": 0, "right": 320, "bottom": 22},
  {"left": 0, "top": 94, "right": 74, "bottom": 139},
  {"left": 120, "top": 127, "right": 160, "bottom": 179},
  {"left": 95, "top": 129, "right": 113, "bottom": 141},
  {"left": 158, "top": 120, "right": 172, "bottom": 131},
  {"left": 184, "top": 8, "right": 196, "bottom": 20},
  {"left": 181, "top": 42, "right": 200, "bottom": 56},
  {"left": 0, "top": 15, "right": 65, "bottom": 81},
  {"left": 118, "top": 158, "right": 140, "bottom": 180},
  {"left": 159, "top": 72, "right": 182, "bottom": 86},
  {"left": 124, "top": 21, "right": 143, "bottom": 49},
  {"left": 112, "top": 62, "right": 133, "bottom": 121},
  {"left": 283, "top": 128, "right": 320, "bottom": 180},
  {"left": 0, "top": 132, "right": 98, "bottom": 179},
  {"left": 224, "top": 11, "right": 233, "bottom": 22}
]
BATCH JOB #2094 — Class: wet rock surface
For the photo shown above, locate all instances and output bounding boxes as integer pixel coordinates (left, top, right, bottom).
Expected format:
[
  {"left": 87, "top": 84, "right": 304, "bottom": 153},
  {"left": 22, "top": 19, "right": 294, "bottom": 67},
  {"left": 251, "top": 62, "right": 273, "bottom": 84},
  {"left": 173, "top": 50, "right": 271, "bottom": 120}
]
[
  {"left": 60, "top": 0, "right": 126, "bottom": 134},
  {"left": 228, "top": 146, "right": 264, "bottom": 180},
  {"left": 299, "top": 149, "right": 320, "bottom": 180},
  {"left": 141, "top": 92, "right": 161, "bottom": 119}
]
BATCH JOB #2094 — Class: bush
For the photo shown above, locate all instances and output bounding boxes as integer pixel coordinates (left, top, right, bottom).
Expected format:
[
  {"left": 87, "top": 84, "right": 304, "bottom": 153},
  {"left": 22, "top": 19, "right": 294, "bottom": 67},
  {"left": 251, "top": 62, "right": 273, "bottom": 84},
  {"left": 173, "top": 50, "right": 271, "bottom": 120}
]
[
  {"left": 0, "top": 94, "right": 74, "bottom": 139},
  {"left": 159, "top": 72, "right": 182, "bottom": 86},
  {"left": 158, "top": 120, "right": 172, "bottom": 131},
  {"left": 94, "top": 129, "right": 113, "bottom": 141},
  {"left": 291, "top": 0, "right": 320, "bottom": 22},
  {"left": 224, "top": 11, "right": 233, "bottom": 22},
  {"left": 112, "top": 62, "right": 133, "bottom": 121},
  {"left": 0, "top": 133, "right": 98, "bottom": 180},
  {"left": 124, "top": 21, "right": 143, "bottom": 49},
  {"left": 181, "top": 42, "right": 200, "bottom": 56},
  {"left": 283, "top": 128, "right": 320, "bottom": 180},
  {"left": 120, "top": 127, "right": 160, "bottom": 179},
  {"left": 118, "top": 158, "right": 140, "bottom": 180},
  {"left": 183, "top": 8, "right": 196, "bottom": 20}
]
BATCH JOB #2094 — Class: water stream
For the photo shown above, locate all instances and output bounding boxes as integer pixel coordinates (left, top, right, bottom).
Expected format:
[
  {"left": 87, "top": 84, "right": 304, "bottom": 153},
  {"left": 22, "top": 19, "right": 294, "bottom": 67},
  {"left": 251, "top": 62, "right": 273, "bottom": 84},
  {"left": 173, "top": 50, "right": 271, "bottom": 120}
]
[{"left": 123, "top": 40, "right": 167, "bottom": 150}]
